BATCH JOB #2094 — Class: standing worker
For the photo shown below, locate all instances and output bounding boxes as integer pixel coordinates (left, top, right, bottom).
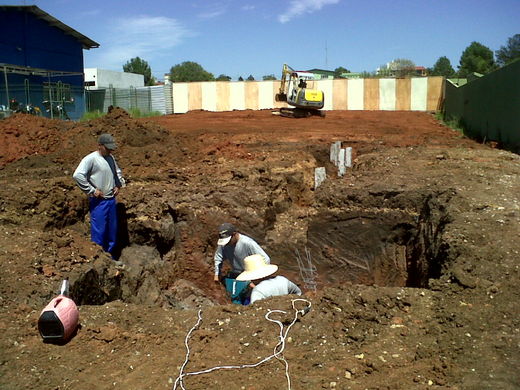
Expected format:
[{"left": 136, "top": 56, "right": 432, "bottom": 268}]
[
  {"left": 213, "top": 223, "right": 270, "bottom": 282},
  {"left": 73, "top": 133, "right": 125, "bottom": 259}
]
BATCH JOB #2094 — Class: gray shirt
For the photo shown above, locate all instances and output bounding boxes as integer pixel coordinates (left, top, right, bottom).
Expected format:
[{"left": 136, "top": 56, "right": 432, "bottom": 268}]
[
  {"left": 73, "top": 151, "right": 124, "bottom": 198},
  {"left": 214, "top": 234, "right": 270, "bottom": 276},
  {"left": 250, "top": 276, "right": 302, "bottom": 304}
]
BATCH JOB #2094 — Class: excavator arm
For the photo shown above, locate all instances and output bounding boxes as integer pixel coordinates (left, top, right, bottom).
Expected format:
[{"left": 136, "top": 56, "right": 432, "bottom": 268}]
[{"left": 275, "top": 64, "right": 294, "bottom": 102}]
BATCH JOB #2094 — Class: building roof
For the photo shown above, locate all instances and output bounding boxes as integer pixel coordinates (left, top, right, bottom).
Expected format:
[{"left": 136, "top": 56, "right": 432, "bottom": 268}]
[
  {"left": 0, "top": 5, "right": 99, "bottom": 49},
  {"left": 307, "top": 68, "right": 335, "bottom": 75}
]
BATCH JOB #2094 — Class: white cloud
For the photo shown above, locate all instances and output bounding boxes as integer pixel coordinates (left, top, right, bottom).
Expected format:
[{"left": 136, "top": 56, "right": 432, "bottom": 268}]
[
  {"left": 86, "top": 15, "right": 193, "bottom": 70},
  {"left": 278, "top": 0, "right": 339, "bottom": 23},
  {"left": 242, "top": 5, "right": 256, "bottom": 11},
  {"left": 198, "top": 9, "right": 226, "bottom": 19},
  {"left": 196, "top": 1, "right": 228, "bottom": 19}
]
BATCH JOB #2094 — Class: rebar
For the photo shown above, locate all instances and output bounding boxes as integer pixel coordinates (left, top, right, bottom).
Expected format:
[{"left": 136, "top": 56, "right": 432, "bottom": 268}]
[{"left": 295, "top": 247, "right": 318, "bottom": 292}]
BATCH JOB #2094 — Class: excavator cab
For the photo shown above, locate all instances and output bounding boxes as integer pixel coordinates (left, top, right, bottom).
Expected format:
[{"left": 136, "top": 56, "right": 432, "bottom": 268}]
[{"left": 275, "top": 64, "right": 325, "bottom": 117}]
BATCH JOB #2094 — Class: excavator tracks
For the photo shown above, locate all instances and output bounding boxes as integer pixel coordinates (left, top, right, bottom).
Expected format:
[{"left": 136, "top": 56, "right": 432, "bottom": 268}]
[{"left": 278, "top": 107, "right": 325, "bottom": 118}]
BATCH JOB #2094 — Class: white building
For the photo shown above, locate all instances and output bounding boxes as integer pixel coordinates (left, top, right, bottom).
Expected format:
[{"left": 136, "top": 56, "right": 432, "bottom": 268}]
[{"left": 84, "top": 68, "right": 144, "bottom": 89}]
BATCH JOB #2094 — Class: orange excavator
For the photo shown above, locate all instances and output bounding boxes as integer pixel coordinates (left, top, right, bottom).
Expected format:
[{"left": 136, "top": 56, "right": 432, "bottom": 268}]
[{"left": 274, "top": 64, "right": 325, "bottom": 118}]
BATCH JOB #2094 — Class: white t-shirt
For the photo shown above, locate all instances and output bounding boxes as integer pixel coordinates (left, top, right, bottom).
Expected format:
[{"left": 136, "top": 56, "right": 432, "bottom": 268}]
[
  {"left": 214, "top": 234, "right": 270, "bottom": 276},
  {"left": 250, "top": 276, "right": 302, "bottom": 304},
  {"left": 73, "top": 151, "right": 124, "bottom": 198}
]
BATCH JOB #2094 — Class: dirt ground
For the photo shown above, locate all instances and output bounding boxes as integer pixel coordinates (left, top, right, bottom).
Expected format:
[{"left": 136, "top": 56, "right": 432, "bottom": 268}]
[{"left": 0, "top": 108, "right": 519, "bottom": 390}]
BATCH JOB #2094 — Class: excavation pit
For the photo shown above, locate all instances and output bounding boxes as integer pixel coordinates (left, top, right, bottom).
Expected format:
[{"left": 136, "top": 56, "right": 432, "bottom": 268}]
[
  {"left": 69, "top": 186, "right": 453, "bottom": 307},
  {"left": 295, "top": 191, "right": 452, "bottom": 290}
]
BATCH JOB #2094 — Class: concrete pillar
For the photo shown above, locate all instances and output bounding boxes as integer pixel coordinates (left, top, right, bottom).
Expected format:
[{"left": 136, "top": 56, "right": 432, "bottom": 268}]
[
  {"left": 314, "top": 167, "right": 326, "bottom": 189},
  {"left": 331, "top": 142, "right": 353, "bottom": 176},
  {"left": 338, "top": 148, "right": 346, "bottom": 177},
  {"left": 345, "top": 147, "right": 352, "bottom": 168},
  {"left": 330, "top": 141, "right": 341, "bottom": 165}
]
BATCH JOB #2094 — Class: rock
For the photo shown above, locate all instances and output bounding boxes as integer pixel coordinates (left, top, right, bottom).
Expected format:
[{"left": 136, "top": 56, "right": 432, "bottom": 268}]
[{"left": 451, "top": 266, "right": 477, "bottom": 289}]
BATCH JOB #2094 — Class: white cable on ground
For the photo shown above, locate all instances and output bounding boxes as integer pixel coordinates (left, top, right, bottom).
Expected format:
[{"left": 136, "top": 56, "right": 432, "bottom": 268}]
[
  {"left": 172, "top": 298, "right": 312, "bottom": 390},
  {"left": 176, "top": 309, "right": 203, "bottom": 390}
]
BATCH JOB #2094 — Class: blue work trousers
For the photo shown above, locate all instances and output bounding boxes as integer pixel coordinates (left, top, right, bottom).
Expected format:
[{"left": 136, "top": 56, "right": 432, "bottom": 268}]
[{"left": 89, "top": 197, "right": 118, "bottom": 256}]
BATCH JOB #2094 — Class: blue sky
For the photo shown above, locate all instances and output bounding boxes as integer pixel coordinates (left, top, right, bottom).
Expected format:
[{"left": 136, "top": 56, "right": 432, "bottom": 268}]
[{"left": 6, "top": 0, "right": 520, "bottom": 80}]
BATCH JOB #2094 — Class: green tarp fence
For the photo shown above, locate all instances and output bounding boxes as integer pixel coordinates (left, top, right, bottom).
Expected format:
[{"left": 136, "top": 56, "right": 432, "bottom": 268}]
[{"left": 444, "top": 60, "right": 520, "bottom": 151}]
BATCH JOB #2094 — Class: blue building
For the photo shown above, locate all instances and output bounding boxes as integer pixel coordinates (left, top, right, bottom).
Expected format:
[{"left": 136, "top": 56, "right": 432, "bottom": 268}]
[{"left": 0, "top": 5, "right": 98, "bottom": 120}]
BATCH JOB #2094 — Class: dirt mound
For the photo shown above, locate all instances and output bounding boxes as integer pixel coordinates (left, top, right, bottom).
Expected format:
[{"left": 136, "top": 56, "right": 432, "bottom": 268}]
[
  {"left": 1, "top": 106, "right": 184, "bottom": 177},
  {"left": 0, "top": 113, "right": 72, "bottom": 166},
  {"left": 65, "top": 106, "right": 171, "bottom": 150}
]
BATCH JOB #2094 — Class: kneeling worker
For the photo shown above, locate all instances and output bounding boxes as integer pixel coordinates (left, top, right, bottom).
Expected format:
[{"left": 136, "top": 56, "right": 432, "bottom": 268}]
[{"left": 236, "top": 254, "right": 302, "bottom": 304}]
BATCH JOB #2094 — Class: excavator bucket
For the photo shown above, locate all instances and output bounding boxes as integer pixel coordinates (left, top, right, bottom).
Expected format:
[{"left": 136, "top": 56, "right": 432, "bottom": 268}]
[{"left": 275, "top": 93, "right": 287, "bottom": 102}]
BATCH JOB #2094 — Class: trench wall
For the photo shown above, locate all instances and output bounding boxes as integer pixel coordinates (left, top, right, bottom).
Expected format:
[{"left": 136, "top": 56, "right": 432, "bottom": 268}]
[
  {"left": 444, "top": 60, "right": 520, "bottom": 151},
  {"left": 171, "top": 77, "right": 444, "bottom": 114}
]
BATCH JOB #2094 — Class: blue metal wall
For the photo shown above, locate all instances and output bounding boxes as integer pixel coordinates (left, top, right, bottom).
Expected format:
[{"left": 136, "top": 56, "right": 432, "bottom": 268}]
[
  {"left": 0, "top": 8, "right": 86, "bottom": 119},
  {"left": 0, "top": 9, "right": 84, "bottom": 73}
]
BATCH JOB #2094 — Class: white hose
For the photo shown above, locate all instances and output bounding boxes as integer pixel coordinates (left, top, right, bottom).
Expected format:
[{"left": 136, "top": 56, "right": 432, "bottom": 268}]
[{"left": 173, "top": 298, "right": 312, "bottom": 390}]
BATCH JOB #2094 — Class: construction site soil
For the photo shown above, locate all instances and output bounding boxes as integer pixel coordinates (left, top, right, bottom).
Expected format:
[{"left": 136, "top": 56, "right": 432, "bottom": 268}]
[{"left": 0, "top": 108, "right": 519, "bottom": 390}]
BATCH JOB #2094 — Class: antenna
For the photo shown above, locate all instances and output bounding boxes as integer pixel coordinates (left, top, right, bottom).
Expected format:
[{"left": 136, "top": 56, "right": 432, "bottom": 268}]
[{"left": 325, "top": 40, "right": 328, "bottom": 68}]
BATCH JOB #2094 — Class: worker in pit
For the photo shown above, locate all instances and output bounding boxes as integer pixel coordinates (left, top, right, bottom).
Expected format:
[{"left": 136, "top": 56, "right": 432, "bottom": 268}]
[
  {"left": 73, "top": 133, "right": 125, "bottom": 262},
  {"left": 236, "top": 254, "right": 302, "bottom": 304},
  {"left": 213, "top": 223, "right": 270, "bottom": 282}
]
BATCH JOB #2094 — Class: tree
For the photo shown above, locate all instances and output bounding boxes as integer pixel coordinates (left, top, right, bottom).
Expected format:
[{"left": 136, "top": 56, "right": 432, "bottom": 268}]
[
  {"left": 123, "top": 57, "right": 156, "bottom": 86},
  {"left": 216, "top": 74, "right": 231, "bottom": 81},
  {"left": 238, "top": 76, "right": 244, "bottom": 81},
  {"left": 389, "top": 58, "right": 416, "bottom": 76},
  {"left": 262, "top": 74, "right": 277, "bottom": 81},
  {"left": 377, "top": 59, "right": 416, "bottom": 77},
  {"left": 458, "top": 41, "right": 495, "bottom": 77},
  {"left": 334, "top": 66, "right": 350, "bottom": 78},
  {"left": 495, "top": 34, "right": 520, "bottom": 67},
  {"left": 246, "top": 74, "right": 255, "bottom": 81},
  {"left": 376, "top": 64, "right": 391, "bottom": 77},
  {"left": 430, "top": 56, "right": 455, "bottom": 77},
  {"left": 168, "top": 61, "right": 214, "bottom": 82}
]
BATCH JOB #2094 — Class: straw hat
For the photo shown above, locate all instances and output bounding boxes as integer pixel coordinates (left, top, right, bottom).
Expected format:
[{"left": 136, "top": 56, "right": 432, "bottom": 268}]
[{"left": 236, "top": 254, "right": 278, "bottom": 281}]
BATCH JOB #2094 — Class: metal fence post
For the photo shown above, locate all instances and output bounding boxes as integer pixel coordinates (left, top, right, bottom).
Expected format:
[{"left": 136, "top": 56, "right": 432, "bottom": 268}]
[
  {"left": 3, "top": 66, "right": 9, "bottom": 107},
  {"left": 148, "top": 87, "right": 152, "bottom": 113},
  {"left": 110, "top": 84, "right": 115, "bottom": 107}
]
